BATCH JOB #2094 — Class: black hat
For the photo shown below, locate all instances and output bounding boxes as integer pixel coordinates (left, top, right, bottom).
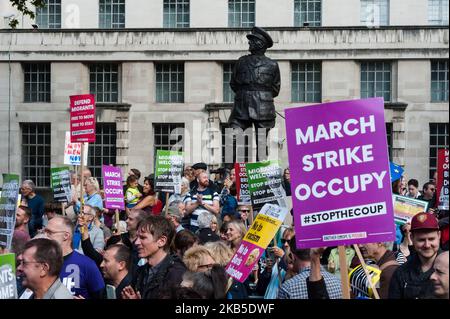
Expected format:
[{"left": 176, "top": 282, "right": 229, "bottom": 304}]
[
  {"left": 192, "top": 162, "right": 207, "bottom": 170},
  {"left": 246, "top": 26, "right": 273, "bottom": 48}
]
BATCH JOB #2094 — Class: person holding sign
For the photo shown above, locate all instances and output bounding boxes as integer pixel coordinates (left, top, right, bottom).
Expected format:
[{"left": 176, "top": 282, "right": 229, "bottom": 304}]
[
  {"left": 17, "top": 238, "right": 72, "bottom": 299},
  {"left": 278, "top": 239, "right": 342, "bottom": 299}
]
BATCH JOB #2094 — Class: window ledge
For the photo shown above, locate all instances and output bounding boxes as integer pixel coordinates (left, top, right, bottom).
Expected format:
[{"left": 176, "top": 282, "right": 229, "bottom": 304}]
[
  {"left": 95, "top": 102, "right": 131, "bottom": 111},
  {"left": 384, "top": 102, "right": 408, "bottom": 111}
]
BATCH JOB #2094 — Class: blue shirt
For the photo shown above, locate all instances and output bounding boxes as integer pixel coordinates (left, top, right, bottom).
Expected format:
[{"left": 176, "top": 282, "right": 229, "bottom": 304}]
[
  {"left": 60, "top": 251, "right": 105, "bottom": 299},
  {"left": 26, "top": 194, "right": 45, "bottom": 237},
  {"left": 75, "top": 193, "right": 104, "bottom": 214}
]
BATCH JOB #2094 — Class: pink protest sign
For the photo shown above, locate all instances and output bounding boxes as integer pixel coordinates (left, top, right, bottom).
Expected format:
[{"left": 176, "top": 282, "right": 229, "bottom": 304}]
[
  {"left": 285, "top": 98, "right": 395, "bottom": 248},
  {"left": 70, "top": 94, "right": 96, "bottom": 143},
  {"left": 225, "top": 241, "right": 264, "bottom": 283},
  {"left": 102, "top": 165, "right": 125, "bottom": 210}
]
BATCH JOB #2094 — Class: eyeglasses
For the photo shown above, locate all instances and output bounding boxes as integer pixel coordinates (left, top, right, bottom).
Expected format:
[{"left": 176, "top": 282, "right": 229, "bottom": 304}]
[
  {"left": 17, "top": 259, "right": 43, "bottom": 267},
  {"left": 239, "top": 209, "right": 250, "bottom": 212},
  {"left": 281, "top": 239, "right": 290, "bottom": 244},
  {"left": 198, "top": 263, "right": 214, "bottom": 270}
]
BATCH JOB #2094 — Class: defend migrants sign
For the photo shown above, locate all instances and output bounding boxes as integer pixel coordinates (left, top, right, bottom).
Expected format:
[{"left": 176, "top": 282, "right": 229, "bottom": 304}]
[
  {"left": 50, "top": 167, "right": 72, "bottom": 203},
  {"left": 64, "top": 131, "right": 88, "bottom": 166},
  {"left": 393, "top": 195, "right": 428, "bottom": 225},
  {"left": 102, "top": 165, "right": 125, "bottom": 210},
  {"left": 154, "top": 150, "right": 184, "bottom": 193},
  {"left": 70, "top": 94, "right": 96, "bottom": 143},
  {"left": 234, "top": 162, "right": 251, "bottom": 204},
  {"left": 0, "top": 253, "right": 17, "bottom": 299},
  {"left": 436, "top": 149, "right": 449, "bottom": 210},
  {"left": 225, "top": 203, "right": 288, "bottom": 283},
  {"left": 0, "top": 174, "right": 20, "bottom": 250},
  {"left": 246, "top": 160, "right": 287, "bottom": 211},
  {"left": 285, "top": 98, "right": 395, "bottom": 248}
]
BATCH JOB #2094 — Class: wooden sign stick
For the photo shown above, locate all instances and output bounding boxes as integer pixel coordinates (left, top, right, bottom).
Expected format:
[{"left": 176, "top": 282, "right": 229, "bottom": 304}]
[
  {"left": 353, "top": 244, "right": 380, "bottom": 299},
  {"left": 338, "top": 245, "right": 351, "bottom": 299},
  {"left": 165, "top": 193, "right": 170, "bottom": 216}
]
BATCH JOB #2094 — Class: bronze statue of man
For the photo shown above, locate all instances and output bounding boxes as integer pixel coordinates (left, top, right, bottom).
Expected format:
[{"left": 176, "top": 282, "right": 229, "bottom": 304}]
[{"left": 228, "top": 26, "right": 281, "bottom": 161}]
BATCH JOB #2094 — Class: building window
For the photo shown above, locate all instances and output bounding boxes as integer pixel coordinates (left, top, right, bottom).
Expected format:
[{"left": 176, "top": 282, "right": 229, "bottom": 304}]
[
  {"left": 24, "top": 63, "right": 51, "bottom": 103},
  {"left": 221, "top": 124, "right": 252, "bottom": 165},
  {"left": 223, "top": 63, "right": 236, "bottom": 103},
  {"left": 429, "top": 123, "right": 449, "bottom": 180},
  {"left": 360, "top": 0, "right": 389, "bottom": 26},
  {"left": 291, "top": 61, "right": 321, "bottom": 103},
  {"left": 89, "top": 63, "right": 120, "bottom": 103},
  {"left": 294, "top": 0, "right": 321, "bottom": 27},
  {"left": 99, "top": 0, "right": 126, "bottom": 28},
  {"left": 228, "top": 0, "right": 255, "bottom": 27},
  {"left": 153, "top": 123, "right": 185, "bottom": 165},
  {"left": 428, "top": 0, "right": 449, "bottom": 25},
  {"left": 88, "top": 123, "right": 116, "bottom": 185},
  {"left": 360, "top": 61, "right": 391, "bottom": 102},
  {"left": 163, "top": 0, "right": 190, "bottom": 28},
  {"left": 386, "top": 123, "right": 393, "bottom": 161},
  {"left": 431, "top": 60, "right": 449, "bottom": 102},
  {"left": 156, "top": 63, "right": 184, "bottom": 103},
  {"left": 22, "top": 123, "right": 51, "bottom": 188},
  {"left": 35, "top": 0, "right": 61, "bottom": 29}
]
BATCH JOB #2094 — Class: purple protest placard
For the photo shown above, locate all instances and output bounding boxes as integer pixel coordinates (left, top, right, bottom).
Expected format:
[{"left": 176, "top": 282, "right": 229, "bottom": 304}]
[
  {"left": 102, "top": 165, "right": 125, "bottom": 210},
  {"left": 285, "top": 98, "right": 395, "bottom": 248}
]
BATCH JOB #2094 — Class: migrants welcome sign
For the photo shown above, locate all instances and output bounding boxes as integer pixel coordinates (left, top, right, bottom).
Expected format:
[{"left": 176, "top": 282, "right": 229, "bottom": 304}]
[
  {"left": 0, "top": 253, "right": 17, "bottom": 299},
  {"left": 246, "top": 160, "right": 287, "bottom": 211},
  {"left": 102, "top": 165, "right": 125, "bottom": 210},
  {"left": 70, "top": 94, "right": 96, "bottom": 143},
  {"left": 225, "top": 203, "right": 287, "bottom": 283},
  {"left": 51, "top": 167, "right": 72, "bottom": 203},
  {"left": 0, "top": 174, "right": 20, "bottom": 250},
  {"left": 154, "top": 150, "right": 184, "bottom": 193},
  {"left": 436, "top": 149, "right": 449, "bottom": 210},
  {"left": 285, "top": 98, "right": 395, "bottom": 248}
]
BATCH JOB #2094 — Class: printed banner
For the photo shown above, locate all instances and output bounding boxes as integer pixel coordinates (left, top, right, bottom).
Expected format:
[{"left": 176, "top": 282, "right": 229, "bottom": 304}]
[
  {"left": 285, "top": 98, "right": 395, "bottom": 248},
  {"left": 64, "top": 131, "right": 88, "bottom": 166},
  {"left": 393, "top": 195, "right": 429, "bottom": 225},
  {"left": 225, "top": 204, "right": 287, "bottom": 283},
  {"left": 234, "top": 162, "right": 251, "bottom": 204},
  {"left": 102, "top": 165, "right": 125, "bottom": 210},
  {"left": 246, "top": 160, "right": 287, "bottom": 211},
  {"left": 50, "top": 167, "right": 72, "bottom": 203},
  {"left": 436, "top": 149, "right": 449, "bottom": 210},
  {"left": 0, "top": 253, "right": 17, "bottom": 299},
  {"left": 154, "top": 150, "right": 184, "bottom": 194},
  {"left": 70, "top": 94, "right": 96, "bottom": 143},
  {"left": 0, "top": 174, "right": 20, "bottom": 250}
]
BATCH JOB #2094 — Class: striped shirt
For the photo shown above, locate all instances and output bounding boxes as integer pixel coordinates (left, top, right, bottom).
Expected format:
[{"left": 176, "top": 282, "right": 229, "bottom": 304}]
[
  {"left": 184, "top": 187, "right": 219, "bottom": 233},
  {"left": 278, "top": 266, "right": 342, "bottom": 299}
]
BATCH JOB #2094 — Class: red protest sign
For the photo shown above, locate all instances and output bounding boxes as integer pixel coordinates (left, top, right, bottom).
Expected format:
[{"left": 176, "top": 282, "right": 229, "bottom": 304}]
[
  {"left": 234, "top": 162, "right": 251, "bottom": 204},
  {"left": 436, "top": 149, "right": 449, "bottom": 210},
  {"left": 70, "top": 94, "right": 96, "bottom": 143}
]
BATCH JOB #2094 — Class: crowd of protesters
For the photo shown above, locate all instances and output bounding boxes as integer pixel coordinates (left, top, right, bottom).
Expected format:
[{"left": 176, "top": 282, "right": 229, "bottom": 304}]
[{"left": 1, "top": 162, "right": 448, "bottom": 300}]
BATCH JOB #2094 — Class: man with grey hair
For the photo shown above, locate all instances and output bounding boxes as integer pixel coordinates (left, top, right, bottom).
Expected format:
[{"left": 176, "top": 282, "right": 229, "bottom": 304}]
[
  {"left": 197, "top": 212, "right": 220, "bottom": 244},
  {"left": 430, "top": 251, "right": 449, "bottom": 299},
  {"left": 74, "top": 204, "right": 104, "bottom": 254},
  {"left": 165, "top": 206, "right": 184, "bottom": 233},
  {"left": 21, "top": 179, "right": 45, "bottom": 238}
]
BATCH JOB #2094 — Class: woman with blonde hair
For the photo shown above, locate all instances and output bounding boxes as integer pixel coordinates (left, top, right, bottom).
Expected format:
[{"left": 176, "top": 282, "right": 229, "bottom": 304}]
[
  {"left": 183, "top": 245, "right": 216, "bottom": 272},
  {"left": 225, "top": 220, "right": 247, "bottom": 252},
  {"left": 204, "top": 241, "right": 234, "bottom": 267},
  {"left": 74, "top": 176, "right": 103, "bottom": 214}
]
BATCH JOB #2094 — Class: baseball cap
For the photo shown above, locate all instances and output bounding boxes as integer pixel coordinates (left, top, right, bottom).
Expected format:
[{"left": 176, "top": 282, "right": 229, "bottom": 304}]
[
  {"left": 410, "top": 212, "right": 439, "bottom": 232},
  {"left": 192, "top": 162, "right": 207, "bottom": 170}
]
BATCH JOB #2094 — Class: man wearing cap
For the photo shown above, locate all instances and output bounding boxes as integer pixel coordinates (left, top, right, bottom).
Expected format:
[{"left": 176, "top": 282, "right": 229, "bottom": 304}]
[
  {"left": 389, "top": 212, "right": 442, "bottom": 299},
  {"left": 189, "top": 162, "right": 218, "bottom": 192},
  {"left": 228, "top": 26, "right": 281, "bottom": 161}
]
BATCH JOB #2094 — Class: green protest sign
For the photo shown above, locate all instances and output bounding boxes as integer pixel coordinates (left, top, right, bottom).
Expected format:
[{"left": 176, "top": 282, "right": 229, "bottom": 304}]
[
  {"left": 0, "top": 253, "right": 17, "bottom": 299},
  {"left": 154, "top": 150, "right": 184, "bottom": 193},
  {"left": 245, "top": 161, "right": 287, "bottom": 211},
  {"left": 50, "top": 167, "right": 71, "bottom": 203},
  {"left": 0, "top": 174, "right": 20, "bottom": 250}
]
